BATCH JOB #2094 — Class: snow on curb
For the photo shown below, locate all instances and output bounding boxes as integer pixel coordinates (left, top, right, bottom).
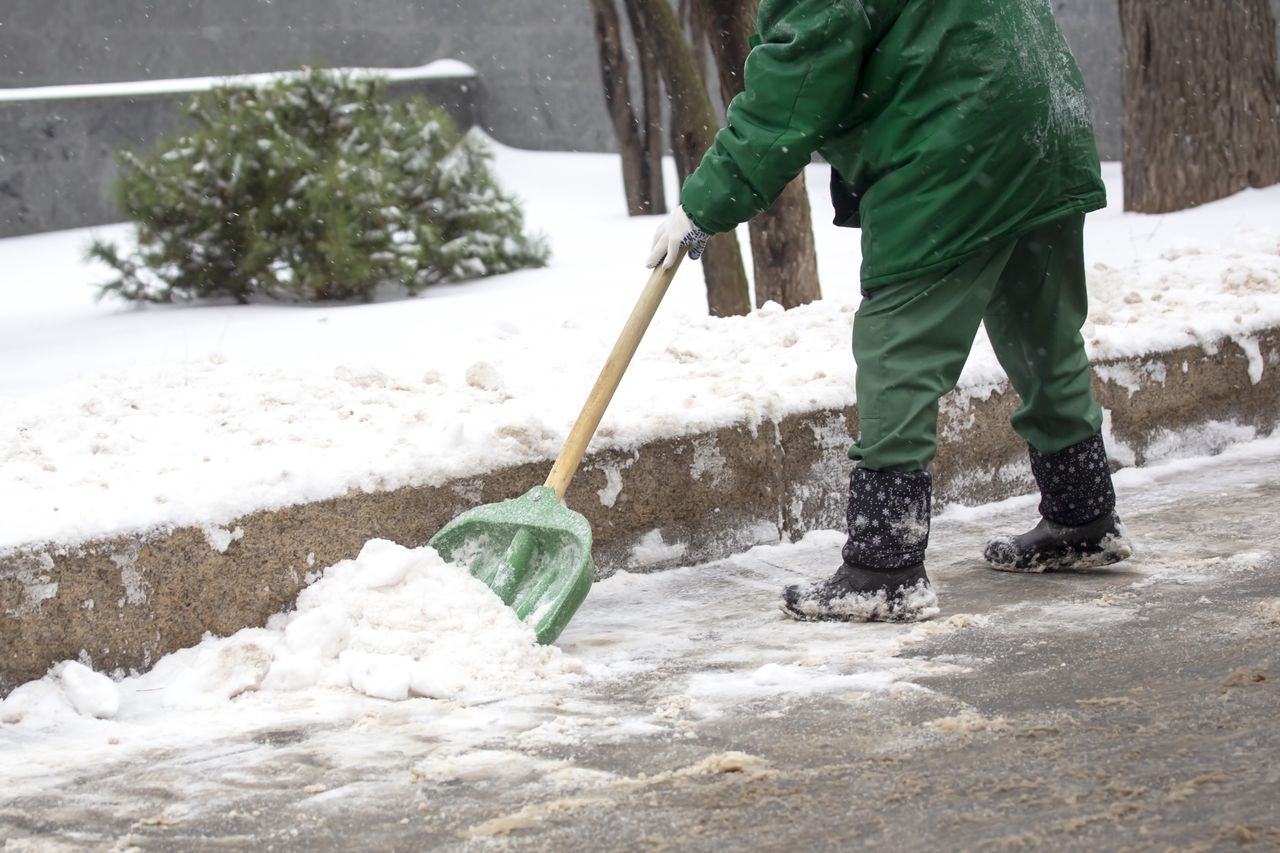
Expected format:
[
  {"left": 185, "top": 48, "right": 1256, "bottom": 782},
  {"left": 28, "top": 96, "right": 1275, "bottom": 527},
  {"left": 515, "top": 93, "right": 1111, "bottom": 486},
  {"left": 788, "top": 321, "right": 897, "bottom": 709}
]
[
  {"left": 2, "top": 328, "right": 1278, "bottom": 694},
  {"left": 3, "top": 150, "right": 1279, "bottom": 694}
]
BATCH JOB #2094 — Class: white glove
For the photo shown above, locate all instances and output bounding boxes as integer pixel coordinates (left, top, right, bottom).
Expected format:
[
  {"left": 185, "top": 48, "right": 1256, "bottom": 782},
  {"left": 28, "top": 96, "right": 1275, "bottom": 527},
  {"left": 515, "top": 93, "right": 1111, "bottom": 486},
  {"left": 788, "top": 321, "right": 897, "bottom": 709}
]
[{"left": 646, "top": 206, "right": 710, "bottom": 269}]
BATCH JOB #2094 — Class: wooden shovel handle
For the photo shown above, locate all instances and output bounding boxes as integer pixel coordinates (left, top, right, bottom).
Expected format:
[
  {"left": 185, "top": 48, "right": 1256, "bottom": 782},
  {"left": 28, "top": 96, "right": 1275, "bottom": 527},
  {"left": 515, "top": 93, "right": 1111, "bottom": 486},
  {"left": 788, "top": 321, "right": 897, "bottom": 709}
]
[{"left": 544, "top": 247, "right": 686, "bottom": 500}]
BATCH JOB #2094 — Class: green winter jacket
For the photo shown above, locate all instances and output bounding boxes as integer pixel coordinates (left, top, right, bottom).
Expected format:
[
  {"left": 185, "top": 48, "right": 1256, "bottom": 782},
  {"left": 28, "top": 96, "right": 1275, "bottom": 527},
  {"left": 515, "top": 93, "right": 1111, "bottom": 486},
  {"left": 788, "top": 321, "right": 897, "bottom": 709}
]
[{"left": 680, "top": 0, "right": 1107, "bottom": 288}]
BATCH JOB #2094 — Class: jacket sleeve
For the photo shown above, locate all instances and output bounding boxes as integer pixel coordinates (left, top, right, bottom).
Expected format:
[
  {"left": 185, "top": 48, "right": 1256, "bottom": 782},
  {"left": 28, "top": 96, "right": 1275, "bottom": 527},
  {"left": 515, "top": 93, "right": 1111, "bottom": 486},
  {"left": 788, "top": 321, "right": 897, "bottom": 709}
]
[{"left": 680, "top": 0, "right": 871, "bottom": 234}]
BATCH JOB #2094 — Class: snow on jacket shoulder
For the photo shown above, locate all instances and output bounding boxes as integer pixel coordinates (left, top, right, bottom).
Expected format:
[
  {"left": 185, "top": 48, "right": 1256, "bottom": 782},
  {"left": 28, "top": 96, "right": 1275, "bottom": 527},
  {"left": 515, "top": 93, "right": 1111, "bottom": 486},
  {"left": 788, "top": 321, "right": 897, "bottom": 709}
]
[{"left": 680, "top": 0, "right": 1107, "bottom": 288}]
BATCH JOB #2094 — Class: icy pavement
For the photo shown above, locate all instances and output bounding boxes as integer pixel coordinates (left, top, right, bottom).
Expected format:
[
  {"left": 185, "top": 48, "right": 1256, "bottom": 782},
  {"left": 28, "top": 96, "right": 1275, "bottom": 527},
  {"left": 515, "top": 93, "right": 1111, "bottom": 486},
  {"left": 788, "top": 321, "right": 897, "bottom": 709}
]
[{"left": 3, "top": 439, "right": 1279, "bottom": 850}]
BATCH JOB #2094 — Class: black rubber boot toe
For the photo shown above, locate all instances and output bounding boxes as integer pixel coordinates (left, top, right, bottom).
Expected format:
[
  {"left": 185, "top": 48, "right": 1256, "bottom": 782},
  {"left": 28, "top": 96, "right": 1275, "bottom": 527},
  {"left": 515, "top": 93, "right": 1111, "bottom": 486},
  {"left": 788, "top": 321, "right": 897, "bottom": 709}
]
[
  {"left": 985, "top": 510, "right": 1133, "bottom": 573},
  {"left": 781, "top": 562, "right": 939, "bottom": 622}
]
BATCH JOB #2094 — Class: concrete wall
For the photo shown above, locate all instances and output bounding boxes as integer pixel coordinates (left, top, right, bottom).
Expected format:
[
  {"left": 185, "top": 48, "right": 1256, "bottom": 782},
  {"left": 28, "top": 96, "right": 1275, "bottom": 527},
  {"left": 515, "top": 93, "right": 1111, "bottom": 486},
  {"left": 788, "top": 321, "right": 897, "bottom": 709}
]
[
  {"left": 0, "top": 76, "right": 476, "bottom": 235},
  {"left": 16, "top": 0, "right": 1280, "bottom": 153},
  {"left": 2, "top": 1, "right": 1279, "bottom": 236},
  {"left": 1054, "top": 0, "right": 1124, "bottom": 161},
  {"left": 0, "top": 0, "right": 610, "bottom": 151}
]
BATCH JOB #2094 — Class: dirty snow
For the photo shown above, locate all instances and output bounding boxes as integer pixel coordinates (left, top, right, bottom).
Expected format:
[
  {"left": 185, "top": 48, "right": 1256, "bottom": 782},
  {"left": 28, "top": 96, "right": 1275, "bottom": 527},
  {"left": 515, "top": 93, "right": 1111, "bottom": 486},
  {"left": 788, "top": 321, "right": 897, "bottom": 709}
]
[
  {"left": 3, "top": 440, "right": 1277, "bottom": 825},
  {"left": 1, "top": 152, "right": 1278, "bottom": 551},
  {"left": 0, "top": 527, "right": 943, "bottom": 801}
]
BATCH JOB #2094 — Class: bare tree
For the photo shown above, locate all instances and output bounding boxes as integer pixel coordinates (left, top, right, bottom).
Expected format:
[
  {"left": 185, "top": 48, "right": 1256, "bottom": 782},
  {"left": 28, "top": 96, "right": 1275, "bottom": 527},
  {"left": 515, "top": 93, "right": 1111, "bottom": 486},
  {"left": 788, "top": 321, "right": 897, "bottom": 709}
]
[
  {"left": 692, "top": 0, "right": 821, "bottom": 309},
  {"left": 621, "top": 0, "right": 667, "bottom": 216},
  {"left": 1119, "top": 0, "right": 1280, "bottom": 213},
  {"left": 587, "top": 0, "right": 664, "bottom": 214},
  {"left": 627, "top": 0, "right": 751, "bottom": 317}
]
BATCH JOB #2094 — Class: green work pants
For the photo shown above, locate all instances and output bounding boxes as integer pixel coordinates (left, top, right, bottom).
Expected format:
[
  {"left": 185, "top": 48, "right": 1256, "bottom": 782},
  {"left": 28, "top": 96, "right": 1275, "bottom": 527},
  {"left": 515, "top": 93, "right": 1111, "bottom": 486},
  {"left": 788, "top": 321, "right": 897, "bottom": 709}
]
[{"left": 849, "top": 214, "right": 1103, "bottom": 472}]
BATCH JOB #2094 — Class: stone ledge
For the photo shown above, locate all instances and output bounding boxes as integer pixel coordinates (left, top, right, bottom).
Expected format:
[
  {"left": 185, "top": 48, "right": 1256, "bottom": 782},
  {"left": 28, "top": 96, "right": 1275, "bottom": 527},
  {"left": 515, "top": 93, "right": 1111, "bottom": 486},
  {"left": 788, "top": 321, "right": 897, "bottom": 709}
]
[{"left": 2, "top": 329, "right": 1277, "bottom": 693}]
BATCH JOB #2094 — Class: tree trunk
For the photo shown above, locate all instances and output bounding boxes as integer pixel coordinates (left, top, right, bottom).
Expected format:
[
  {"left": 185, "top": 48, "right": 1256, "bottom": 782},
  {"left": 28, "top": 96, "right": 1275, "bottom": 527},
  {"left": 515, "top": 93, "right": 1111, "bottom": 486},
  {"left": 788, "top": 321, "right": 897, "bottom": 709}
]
[
  {"left": 629, "top": 0, "right": 751, "bottom": 317},
  {"left": 696, "top": 0, "right": 752, "bottom": 113},
  {"left": 587, "top": 0, "right": 663, "bottom": 215},
  {"left": 677, "top": 0, "right": 715, "bottom": 109},
  {"left": 695, "top": 0, "right": 821, "bottom": 309},
  {"left": 620, "top": 0, "right": 667, "bottom": 216},
  {"left": 744, "top": 183, "right": 821, "bottom": 308},
  {"left": 1119, "top": 0, "right": 1280, "bottom": 213}
]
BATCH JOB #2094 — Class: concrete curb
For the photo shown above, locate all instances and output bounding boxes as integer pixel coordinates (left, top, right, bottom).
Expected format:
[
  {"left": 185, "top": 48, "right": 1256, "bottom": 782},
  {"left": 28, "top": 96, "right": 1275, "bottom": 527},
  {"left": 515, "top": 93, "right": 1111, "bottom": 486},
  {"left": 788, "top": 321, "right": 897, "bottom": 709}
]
[{"left": 3, "top": 329, "right": 1278, "bottom": 693}]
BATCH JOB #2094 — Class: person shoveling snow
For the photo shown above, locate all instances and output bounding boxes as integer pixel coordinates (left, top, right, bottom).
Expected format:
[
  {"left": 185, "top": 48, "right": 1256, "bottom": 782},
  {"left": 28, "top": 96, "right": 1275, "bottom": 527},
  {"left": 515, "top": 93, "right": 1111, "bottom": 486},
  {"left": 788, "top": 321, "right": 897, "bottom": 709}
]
[{"left": 648, "top": 0, "right": 1134, "bottom": 621}]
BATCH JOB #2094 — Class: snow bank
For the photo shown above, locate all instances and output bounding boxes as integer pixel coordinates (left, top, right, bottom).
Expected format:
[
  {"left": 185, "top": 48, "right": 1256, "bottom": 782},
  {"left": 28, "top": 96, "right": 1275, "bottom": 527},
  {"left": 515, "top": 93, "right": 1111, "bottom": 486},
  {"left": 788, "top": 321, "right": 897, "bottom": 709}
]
[
  {"left": 0, "top": 539, "right": 581, "bottom": 726},
  {"left": 0, "top": 300, "right": 867, "bottom": 548},
  {"left": 1085, "top": 231, "right": 1280, "bottom": 362},
  {"left": 1, "top": 152, "right": 1278, "bottom": 551}
]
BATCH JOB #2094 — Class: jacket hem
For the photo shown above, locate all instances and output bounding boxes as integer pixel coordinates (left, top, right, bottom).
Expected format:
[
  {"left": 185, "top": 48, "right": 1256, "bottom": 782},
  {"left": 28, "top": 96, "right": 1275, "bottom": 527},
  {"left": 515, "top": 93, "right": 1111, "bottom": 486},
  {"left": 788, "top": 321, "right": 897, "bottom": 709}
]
[{"left": 858, "top": 195, "right": 1106, "bottom": 289}]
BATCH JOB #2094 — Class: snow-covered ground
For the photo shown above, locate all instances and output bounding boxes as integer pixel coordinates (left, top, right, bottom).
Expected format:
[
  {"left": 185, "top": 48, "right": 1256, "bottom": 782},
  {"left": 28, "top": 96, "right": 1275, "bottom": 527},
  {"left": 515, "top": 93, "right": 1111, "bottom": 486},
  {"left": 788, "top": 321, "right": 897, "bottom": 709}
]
[{"left": 2, "top": 147, "right": 1278, "bottom": 552}]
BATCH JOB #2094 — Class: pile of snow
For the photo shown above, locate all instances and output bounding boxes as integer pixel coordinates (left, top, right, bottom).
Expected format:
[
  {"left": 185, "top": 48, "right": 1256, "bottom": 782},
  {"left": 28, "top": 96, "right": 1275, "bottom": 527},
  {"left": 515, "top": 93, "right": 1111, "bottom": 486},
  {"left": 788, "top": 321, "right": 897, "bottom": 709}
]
[{"left": 0, "top": 539, "right": 581, "bottom": 725}]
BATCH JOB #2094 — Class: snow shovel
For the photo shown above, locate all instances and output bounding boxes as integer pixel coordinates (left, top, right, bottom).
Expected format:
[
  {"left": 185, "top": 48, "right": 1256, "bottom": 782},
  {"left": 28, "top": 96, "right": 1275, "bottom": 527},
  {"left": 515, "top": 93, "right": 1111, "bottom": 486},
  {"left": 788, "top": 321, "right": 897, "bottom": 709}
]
[{"left": 430, "top": 248, "right": 687, "bottom": 644}]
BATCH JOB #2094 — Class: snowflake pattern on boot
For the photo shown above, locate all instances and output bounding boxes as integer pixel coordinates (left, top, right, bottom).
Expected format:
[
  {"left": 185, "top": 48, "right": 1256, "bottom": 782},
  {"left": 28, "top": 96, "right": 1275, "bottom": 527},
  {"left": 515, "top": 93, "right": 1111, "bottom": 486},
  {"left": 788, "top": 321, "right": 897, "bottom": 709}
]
[
  {"left": 985, "top": 432, "right": 1133, "bottom": 572},
  {"left": 781, "top": 468, "right": 938, "bottom": 623},
  {"left": 985, "top": 511, "right": 1133, "bottom": 572},
  {"left": 1028, "top": 433, "right": 1115, "bottom": 527},
  {"left": 842, "top": 468, "right": 932, "bottom": 570}
]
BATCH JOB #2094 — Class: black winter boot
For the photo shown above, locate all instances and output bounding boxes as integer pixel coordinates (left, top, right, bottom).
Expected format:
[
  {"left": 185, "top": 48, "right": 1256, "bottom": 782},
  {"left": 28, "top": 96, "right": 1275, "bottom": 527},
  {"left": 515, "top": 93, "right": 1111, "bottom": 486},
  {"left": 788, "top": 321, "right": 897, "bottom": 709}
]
[
  {"left": 782, "top": 468, "right": 939, "bottom": 622},
  {"left": 985, "top": 433, "right": 1134, "bottom": 572}
]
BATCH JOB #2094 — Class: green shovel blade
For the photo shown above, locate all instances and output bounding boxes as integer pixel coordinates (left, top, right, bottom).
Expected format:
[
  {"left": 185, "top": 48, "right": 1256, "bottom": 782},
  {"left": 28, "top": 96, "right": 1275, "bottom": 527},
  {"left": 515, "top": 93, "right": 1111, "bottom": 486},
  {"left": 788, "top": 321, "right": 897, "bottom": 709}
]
[{"left": 428, "top": 486, "right": 594, "bottom": 645}]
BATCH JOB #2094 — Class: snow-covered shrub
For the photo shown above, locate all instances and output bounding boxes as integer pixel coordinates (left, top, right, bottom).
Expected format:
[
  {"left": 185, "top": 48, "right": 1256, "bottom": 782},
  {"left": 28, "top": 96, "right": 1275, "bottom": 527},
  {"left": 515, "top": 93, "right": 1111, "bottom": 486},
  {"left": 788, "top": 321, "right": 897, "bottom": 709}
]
[{"left": 91, "top": 70, "right": 547, "bottom": 303}]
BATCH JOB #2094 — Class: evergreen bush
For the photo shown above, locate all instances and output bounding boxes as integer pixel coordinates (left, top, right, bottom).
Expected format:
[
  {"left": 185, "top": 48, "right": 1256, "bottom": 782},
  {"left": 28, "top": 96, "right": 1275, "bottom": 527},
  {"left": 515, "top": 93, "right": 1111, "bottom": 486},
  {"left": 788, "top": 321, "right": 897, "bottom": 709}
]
[{"left": 91, "top": 70, "right": 548, "bottom": 303}]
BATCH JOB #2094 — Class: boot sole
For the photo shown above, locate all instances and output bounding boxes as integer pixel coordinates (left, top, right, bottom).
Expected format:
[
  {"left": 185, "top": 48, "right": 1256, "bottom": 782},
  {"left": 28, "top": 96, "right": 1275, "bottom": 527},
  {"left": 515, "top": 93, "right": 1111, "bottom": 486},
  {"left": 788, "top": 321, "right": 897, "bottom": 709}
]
[{"left": 778, "top": 586, "right": 940, "bottom": 623}]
